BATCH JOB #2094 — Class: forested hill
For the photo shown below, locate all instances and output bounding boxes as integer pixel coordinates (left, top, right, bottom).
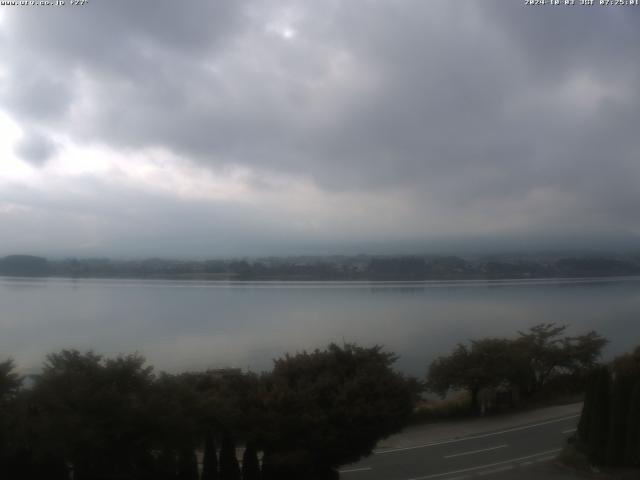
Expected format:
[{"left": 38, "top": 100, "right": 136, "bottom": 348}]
[{"left": 2, "top": 253, "right": 640, "bottom": 281}]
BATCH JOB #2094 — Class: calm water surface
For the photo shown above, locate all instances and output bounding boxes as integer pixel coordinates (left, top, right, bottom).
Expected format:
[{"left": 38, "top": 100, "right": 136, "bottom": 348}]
[{"left": 2, "top": 276, "right": 640, "bottom": 376}]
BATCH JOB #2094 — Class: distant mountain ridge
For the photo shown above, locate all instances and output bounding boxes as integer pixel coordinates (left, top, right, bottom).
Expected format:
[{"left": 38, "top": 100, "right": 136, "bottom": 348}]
[
  {"left": 2, "top": 253, "right": 640, "bottom": 281},
  {"left": 0, "top": 255, "right": 50, "bottom": 276}
]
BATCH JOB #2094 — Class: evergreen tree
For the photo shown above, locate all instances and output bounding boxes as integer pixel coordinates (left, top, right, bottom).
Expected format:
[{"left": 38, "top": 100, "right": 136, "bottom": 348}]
[
  {"left": 587, "top": 366, "right": 611, "bottom": 464},
  {"left": 157, "top": 449, "right": 178, "bottom": 480},
  {"left": 242, "top": 442, "right": 260, "bottom": 480},
  {"left": 177, "top": 446, "right": 199, "bottom": 480},
  {"left": 260, "top": 451, "right": 274, "bottom": 480},
  {"left": 135, "top": 450, "right": 157, "bottom": 480},
  {"left": 605, "top": 373, "right": 634, "bottom": 465},
  {"left": 202, "top": 431, "right": 219, "bottom": 480},
  {"left": 625, "top": 381, "right": 640, "bottom": 466},
  {"left": 219, "top": 434, "right": 241, "bottom": 480},
  {"left": 577, "top": 369, "right": 597, "bottom": 443},
  {"left": 33, "top": 454, "right": 69, "bottom": 480}
]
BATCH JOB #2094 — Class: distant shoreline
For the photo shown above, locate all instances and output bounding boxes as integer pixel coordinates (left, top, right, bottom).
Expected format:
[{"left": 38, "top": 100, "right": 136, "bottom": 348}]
[
  {"left": 2, "top": 272, "right": 640, "bottom": 285},
  {"left": 2, "top": 253, "right": 640, "bottom": 283}
]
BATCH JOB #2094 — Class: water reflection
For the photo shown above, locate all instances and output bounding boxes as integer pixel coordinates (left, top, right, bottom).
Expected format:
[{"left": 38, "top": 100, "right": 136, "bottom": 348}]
[{"left": 1, "top": 276, "right": 639, "bottom": 377}]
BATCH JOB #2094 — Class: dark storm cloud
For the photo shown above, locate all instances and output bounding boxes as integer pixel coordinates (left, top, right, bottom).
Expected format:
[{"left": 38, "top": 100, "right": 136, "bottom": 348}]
[{"left": 1, "top": 0, "right": 639, "bottom": 253}]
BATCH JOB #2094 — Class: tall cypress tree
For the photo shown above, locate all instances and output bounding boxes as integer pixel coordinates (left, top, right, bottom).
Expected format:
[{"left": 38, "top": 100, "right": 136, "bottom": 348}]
[
  {"left": 219, "top": 434, "right": 241, "bottom": 480},
  {"left": 606, "top": 373, "right": 634, "bottom": 465},
  {"left": 241, "top": 442, "right": 260, "bottom": 480},
  {"left": 157, "top": 449, "right": 178, "bottom": 480},
  {"left": 32, "top": 454, "right": 69, "bottom": 480},
  {"left": 625, "top": 381, "right": 640, "bottom": 466},
  {"left": 177, "top": 446, "right": 199, "bottom": 480},
  {"left": 587, "top": 366, "right": 611, "bottom": 465},
  {"left": 577, "top": 369, "right": 597, "bottom": 443},
  {"left": 202, "top": 432, "right": 219, "bottom": 480},
  {"left": 260, "top": 451, "right": 274, "bottom": 480},
  {"left": 136, "top": 450, "right": 157, "bottom": 480}
]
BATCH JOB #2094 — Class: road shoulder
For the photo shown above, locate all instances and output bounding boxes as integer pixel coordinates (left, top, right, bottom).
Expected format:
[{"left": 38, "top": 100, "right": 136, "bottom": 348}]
[{"left": 376, "top": 402, "right": 583, "bottom": 451}]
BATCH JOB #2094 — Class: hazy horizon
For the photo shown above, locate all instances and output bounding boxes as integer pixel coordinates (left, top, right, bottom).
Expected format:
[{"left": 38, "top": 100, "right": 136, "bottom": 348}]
[{"left": 3, "top": 239, "right": 640, "bottom": 264}]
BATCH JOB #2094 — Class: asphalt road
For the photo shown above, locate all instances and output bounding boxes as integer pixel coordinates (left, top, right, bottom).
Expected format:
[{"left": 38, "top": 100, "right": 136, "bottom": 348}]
[{"left": 339, "top": 414, "right": 580, "bottom": 480}]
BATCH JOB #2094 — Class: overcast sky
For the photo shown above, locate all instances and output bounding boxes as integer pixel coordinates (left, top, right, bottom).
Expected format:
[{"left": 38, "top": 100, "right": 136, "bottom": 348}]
[{"left": 0, "top": 0, "right": 639, "bottom": 258}]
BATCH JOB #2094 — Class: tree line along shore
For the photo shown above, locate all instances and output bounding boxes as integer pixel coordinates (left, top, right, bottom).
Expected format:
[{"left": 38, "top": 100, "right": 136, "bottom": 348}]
[
  {"left": 2, "top": 254, "right": 640, "bottom": 281},
  {"left": 1, "top": 323, "right": 638, "bottom": 479}
]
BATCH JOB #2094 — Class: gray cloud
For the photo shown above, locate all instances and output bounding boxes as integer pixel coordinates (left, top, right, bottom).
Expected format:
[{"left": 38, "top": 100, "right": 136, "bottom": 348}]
[
  {"left": 14, "top": 132, "right": 58, "bottom": 166},
  {"left": 0, "top": 0, "right": 639, "bottom": 255}
]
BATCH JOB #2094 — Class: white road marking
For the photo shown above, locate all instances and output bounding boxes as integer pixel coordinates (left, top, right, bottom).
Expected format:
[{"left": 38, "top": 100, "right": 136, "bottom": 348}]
[
  {"left": 405, "top": 448, "right": 561, "bottom": 480},
  {"left": 477, "top": 465, "right": 514, "bottom": 476},
  {"left": 443, "top": 444, "right": 508, "bottom": 459},
  {"left": 532, "top": 455, "right": 556, "bottom": 463},
  {"left": 339, "top": 467, "right": 373, "bottom": 474},
  {"left": 562, "top": 428, "right": 577, "bottom": 434},
  {"left": 376, "top": 415, "right": 579, "bottom": 454}
]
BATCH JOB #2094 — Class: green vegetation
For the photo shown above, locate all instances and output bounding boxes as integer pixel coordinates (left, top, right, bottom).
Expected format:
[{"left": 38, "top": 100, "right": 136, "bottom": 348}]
[
  {"left": 219, "top": 435, "right": 240, "bottom": 480},
  {"left": 0, "top": 343, "right": 418, "bottom": 479},
  {"left": 426, "top": 323, "right": 607, "bottom": 414},
  {"left": 241, "top": 443, "right": 260, "bottom": 480},
  {"left": 259, "top": 345, "right": 419, "bottom": 478},
  {"left": 573, "top": 346, "right": 640, "bottom": 468},
  {"left": 0, "top": 326, "right": 623, "bottom": 477},
  {"left": 0, "top": 255, "right": 49, "bottom": 276},
  {"left": 410, "top": 392, "right": 472, "bottom": 424},
  {"left": 201, "top": 432, "right": 218, "bottom": 480},
  {"left": 3, "top": 253, "right": 640, "bottom": 281}
]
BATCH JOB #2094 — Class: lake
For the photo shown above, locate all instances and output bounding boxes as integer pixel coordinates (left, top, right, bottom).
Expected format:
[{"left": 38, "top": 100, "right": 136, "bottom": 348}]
[{"left": 2, "top": 276, "right": 640, "bottom": 377}]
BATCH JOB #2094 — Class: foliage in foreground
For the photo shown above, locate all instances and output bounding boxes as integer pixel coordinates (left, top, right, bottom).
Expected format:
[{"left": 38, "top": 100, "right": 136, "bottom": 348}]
[
  {"left": 575, "top": 346, "right": 640, "bottom": 468},
  {"left": 260, "top": 344, "right": 419, "bottom": 475},
  {"left": 426, "top": 323, "right": 607, "bottom": 414},
  {"left": 0, "top": 343, "right": 418, "bottom": 479}
]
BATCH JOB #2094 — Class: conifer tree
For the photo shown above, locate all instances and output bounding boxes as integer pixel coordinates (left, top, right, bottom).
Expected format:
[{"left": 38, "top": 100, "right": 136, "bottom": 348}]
[
  {"left": 625, "top": 381, "right": 640, "bottom": 466},
  {"left": 605, "top": 373, "right": 634, "bottom": 465},
  {"left": 260, "top": 451, "right": 274, "bottom": 480},
  {"left": 577, "top": 369, "right": 597, "bottom": 443},
  {"left": 219, "top": 434, "right": 241, "bottom": 480},
  {"left": 202, "top": 431, "right": 219, "bottom": 480},
  {"left": 242, "top": 442, "right": 260, "bottom": 480},
  {"left": 587, "top": 366, "right": 611, "bottom": 464},
  {"left": 136, "top": 450, "right": 157, "bottom": 480},
  {"left": 157, "top": 449, "right": 178, "bottom": 480},
  {"left": 36, "top": 454, "right": 69, "bottom": 480},
  {"left": 177, "top": 446, "right": 199, "bottom": 480}
]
